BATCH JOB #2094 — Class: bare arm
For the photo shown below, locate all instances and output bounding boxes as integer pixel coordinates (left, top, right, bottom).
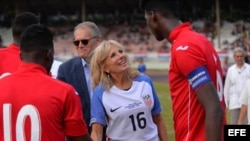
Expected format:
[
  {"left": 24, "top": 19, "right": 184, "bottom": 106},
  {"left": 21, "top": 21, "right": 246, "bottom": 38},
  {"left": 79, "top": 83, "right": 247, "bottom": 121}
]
[
  {"left": 91, "top": 123, "right": 104, "bottom": 141},
  {"left": 67, "top": 134, "right": 93, "bottom": 141},
  {"left": 153, "top": 114, "right": 168, "bottom": 141},
  {"left": 196, "top": 82, "right": 224, "bottom": 141},
  {"left": 238, "top": 104, "right": 247, "bottom": 124}
]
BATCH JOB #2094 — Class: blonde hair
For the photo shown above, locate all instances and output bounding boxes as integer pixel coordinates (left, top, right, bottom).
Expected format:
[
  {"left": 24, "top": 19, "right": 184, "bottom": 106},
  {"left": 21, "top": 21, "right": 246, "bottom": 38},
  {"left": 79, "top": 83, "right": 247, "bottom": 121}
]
[{"left": 90, "top": 40, "right": 139, "bottom": 91}]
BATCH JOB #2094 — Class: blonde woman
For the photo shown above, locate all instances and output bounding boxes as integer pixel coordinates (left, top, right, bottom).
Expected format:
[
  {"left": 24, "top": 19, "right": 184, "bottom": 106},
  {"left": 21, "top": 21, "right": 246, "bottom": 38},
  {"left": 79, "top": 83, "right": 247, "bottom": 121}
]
[{"left": 90, "top": 40, "right": 168, "bottom": 141}]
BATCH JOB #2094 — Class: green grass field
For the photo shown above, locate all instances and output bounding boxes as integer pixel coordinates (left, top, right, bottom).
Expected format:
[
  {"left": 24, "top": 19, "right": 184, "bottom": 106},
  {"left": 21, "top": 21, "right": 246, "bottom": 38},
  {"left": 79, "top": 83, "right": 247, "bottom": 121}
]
[{"left": 154, "top": 82, "right": 175, "bottom": 141}]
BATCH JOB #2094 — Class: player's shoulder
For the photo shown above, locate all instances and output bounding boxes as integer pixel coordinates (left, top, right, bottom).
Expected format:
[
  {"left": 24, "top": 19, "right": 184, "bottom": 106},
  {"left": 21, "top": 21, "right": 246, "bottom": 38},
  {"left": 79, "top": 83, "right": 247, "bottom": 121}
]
[{"left": 45, "top": 76, "right": 76, "bottom": 91}]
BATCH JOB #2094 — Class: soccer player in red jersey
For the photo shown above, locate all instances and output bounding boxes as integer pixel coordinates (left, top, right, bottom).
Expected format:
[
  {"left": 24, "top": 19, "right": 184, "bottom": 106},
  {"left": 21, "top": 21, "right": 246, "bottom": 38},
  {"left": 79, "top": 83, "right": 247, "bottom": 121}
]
[
  {"left": 140, "top": 0, "right": 226, "bottom": 141},
  {"left": 0, "top": 24, "right": 92, "bottom": 141},
  {"left": 0, "top": 12, "right": 39, "bottom": 76}
]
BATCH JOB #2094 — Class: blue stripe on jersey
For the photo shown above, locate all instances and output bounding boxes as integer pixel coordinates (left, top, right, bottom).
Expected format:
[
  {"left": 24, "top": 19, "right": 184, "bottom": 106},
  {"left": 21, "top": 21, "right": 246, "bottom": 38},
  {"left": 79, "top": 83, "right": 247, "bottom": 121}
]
[
  {"left": 135, "top": 74, "right": 162, "bottom": 115},
  {"left": 187, "top": 66, "right": 212, "bottom": 90}
]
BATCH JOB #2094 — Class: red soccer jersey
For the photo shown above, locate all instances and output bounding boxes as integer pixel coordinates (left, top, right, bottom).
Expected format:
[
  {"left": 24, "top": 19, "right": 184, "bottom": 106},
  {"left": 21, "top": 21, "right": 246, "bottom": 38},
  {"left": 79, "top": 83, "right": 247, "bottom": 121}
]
[
  {"left": 0, "top": 63, "right": 88, "bottom": 141},
  {"left": 168, "top": 23, "right": 226, "bottom": 141},
  {"left": 0, "top": 43, "right": 21, "bottom": 75}
]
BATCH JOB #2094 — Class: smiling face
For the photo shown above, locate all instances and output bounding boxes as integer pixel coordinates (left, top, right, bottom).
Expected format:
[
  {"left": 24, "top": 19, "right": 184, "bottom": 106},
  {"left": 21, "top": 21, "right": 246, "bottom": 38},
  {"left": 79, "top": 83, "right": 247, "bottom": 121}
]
[
  {"left": 104, "top": 44, "right": 129, "bottom": 75},
  {"left": 74, "top": 27, "right": 98, "bottom": 59}
]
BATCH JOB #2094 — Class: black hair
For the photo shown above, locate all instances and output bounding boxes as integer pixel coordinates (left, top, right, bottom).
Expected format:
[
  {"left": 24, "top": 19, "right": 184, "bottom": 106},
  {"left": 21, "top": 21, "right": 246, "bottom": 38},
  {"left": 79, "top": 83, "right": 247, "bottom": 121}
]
[
  {"left": 139, "top": 0, "right": 179, "bottom": 18},
  {"left": 12, "top": 12, "right": 39, "bottom": 39},
  {"left": 20, "top": 24, "right": 54, "bottom": 52}
]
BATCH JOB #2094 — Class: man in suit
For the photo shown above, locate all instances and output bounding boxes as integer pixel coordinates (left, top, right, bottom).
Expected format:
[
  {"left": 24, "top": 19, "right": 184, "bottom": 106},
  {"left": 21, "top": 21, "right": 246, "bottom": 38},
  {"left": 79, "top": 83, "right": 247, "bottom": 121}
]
[{"left": 57, "top": 21, "right": 102, "bottom": 133}]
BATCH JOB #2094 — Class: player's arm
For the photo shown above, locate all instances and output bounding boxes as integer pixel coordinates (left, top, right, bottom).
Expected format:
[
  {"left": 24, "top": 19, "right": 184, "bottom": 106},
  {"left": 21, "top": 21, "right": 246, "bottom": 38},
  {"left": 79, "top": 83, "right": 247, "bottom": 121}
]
[
  {"left": 238, "top": 104, "right": 247, "bottom": 124},
  {"left": 187, "top": 65, "right": 224, "bottom": 141},
  {"left": 153, "top": 114, "right": 168, "bottom": 141},
  {"left": 68, "top": 135, "right": 93, "bottom": 141},
  {"left": 91, "top": 123, "right": 103, "bottom": 141},
  {"left": 196, "top": 82, "right": 224, "bottom": 141}
]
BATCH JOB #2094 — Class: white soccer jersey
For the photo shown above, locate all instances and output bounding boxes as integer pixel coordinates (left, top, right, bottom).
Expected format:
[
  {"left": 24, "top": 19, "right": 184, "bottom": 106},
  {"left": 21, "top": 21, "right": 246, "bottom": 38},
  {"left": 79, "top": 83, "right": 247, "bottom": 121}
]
[{"left": 91, "top": 74, "right": 162, "bottom": 141}]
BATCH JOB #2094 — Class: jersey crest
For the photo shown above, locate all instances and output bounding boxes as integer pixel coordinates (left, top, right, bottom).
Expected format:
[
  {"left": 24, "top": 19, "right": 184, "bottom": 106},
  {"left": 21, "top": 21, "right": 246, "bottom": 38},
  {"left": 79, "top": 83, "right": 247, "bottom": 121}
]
[{"left": 142, "top": 94, "right": 152, "bottom": 106}]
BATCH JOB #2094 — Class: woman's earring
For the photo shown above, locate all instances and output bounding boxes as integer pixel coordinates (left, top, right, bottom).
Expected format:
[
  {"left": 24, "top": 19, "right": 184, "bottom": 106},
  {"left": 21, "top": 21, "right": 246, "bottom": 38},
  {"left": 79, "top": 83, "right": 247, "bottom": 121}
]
[{"left": 107, "top": 73, "right": 110, "bottom": 81}]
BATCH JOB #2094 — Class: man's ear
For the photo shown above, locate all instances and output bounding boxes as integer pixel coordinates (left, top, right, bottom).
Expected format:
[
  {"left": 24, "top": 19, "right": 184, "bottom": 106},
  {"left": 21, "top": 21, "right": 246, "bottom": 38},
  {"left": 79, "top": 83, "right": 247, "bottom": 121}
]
[
  {"left": 151, "top": 10, "right": 158, "bottom": 22},
  {"left": 96, "top": 37, "right": 102, "bottom": 42},
  {"left": 20, "top": 52, "right": 23, "bottom": 60},
  {"left": 46, "top": 49, "right": 54, "bottom": 61}
]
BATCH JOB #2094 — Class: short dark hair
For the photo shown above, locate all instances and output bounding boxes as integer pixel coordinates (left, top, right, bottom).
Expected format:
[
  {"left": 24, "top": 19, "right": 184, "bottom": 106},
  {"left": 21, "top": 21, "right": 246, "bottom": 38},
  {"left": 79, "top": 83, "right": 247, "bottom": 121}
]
[
  {"left": 20, "top": 24, "right": 53, "bottom": 52},
  {"left": 12, "top": 12, "right": 39, "bottom": 39},
  {"left": 139, "top": 0, "right": 179, "bottom": 18}
]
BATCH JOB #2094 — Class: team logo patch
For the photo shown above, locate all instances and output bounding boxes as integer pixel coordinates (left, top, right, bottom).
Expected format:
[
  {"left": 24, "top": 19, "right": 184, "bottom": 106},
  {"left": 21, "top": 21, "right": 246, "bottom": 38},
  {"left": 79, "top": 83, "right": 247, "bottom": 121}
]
[
  {"left": 142, "top": 94, "right": 152, "bottom": 106},
  {"left": 176, "top": 45, "right": 189, "bottom": 51}
]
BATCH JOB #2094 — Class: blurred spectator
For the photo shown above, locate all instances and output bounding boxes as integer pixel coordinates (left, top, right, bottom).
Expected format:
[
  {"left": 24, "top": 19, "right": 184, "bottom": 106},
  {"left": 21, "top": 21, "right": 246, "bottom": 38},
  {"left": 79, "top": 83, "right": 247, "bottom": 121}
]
[
  {"left": 224, "top": 47, "right": 250, "bottom": 124},
  {"left": 222, "top": 40, "right": 230, "bottom": 51},
  {"left": 222, "top": 56, "right": 229, "bottom": 84},
  {"left": 137, "top": 57, "right": 147, "bottom": 74}
]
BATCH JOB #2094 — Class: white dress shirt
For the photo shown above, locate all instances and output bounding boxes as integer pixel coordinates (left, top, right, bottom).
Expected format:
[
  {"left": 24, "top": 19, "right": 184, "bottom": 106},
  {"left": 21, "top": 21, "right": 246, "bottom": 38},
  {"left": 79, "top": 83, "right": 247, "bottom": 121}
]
[
  {"left": 81, "top": 59, "right": 92, "bottom": 99},
  {"left": 224, "top": 63, "right": 250, "bottom": 109},
  {"left": 50, "top": 59, "right": 63, "bottom": 78}
]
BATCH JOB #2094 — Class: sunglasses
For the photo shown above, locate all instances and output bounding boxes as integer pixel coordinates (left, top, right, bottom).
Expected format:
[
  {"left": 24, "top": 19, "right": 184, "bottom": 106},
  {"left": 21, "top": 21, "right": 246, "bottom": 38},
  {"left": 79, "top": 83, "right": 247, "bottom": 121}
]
[{"left": 73, "top": 37, "right": 97, "bottom": 46}]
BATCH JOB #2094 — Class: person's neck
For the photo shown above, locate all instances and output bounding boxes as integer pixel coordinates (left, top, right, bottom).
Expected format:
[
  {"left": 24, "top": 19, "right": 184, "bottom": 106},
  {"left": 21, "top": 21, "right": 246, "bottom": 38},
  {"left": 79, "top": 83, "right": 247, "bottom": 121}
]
[
  {"left": 164, "top": 19, "right": 182, "bottom": 40},
  {"left": 237, "top": 63, "right": 244, "bottom": 69},
  {"left": 13, "top": 39, "right": 20, "bottom": 46},
  {"left": 112, "top": 74, "right": 132, "bottom": 90}
]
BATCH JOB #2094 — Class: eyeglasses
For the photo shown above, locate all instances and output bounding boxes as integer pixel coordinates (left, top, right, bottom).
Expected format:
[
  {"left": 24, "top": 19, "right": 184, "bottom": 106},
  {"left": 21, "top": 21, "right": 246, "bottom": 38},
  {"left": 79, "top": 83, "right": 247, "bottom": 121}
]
[{"left": 73, "top": 37, "right": 97, "bottom": 46}]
